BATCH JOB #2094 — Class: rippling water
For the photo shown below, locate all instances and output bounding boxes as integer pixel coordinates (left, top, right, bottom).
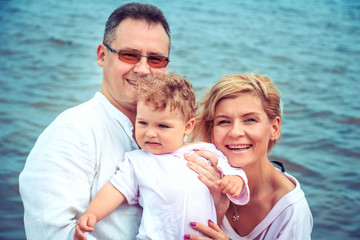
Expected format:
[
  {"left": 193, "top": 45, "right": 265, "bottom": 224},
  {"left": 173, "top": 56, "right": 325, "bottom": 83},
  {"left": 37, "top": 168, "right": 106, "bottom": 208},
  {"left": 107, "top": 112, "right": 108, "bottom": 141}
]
[{"left": 0, "top": 0, "right": 359, "bottom": 239}]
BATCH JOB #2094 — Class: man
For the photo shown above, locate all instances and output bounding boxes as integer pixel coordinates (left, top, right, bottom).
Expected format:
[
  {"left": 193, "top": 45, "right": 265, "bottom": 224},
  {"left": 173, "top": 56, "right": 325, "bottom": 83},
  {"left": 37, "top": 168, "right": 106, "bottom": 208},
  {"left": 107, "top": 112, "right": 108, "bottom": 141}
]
[{"left": 19, "top": 3, "right": 171, "bottom": 239}]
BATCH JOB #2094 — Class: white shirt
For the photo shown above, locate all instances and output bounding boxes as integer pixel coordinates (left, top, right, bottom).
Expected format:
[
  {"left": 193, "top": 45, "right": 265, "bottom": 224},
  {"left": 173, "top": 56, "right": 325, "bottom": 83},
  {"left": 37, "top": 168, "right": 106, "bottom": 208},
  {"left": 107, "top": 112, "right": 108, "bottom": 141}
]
[
  {"left": 221, "top": 171, "right": 313, "bottom": 240},
  {"left": 110, "top": 143, "right": 249, "bottom": 240},
  {"left": 19, "top": 92, "right": 142, "bottom": 240}
]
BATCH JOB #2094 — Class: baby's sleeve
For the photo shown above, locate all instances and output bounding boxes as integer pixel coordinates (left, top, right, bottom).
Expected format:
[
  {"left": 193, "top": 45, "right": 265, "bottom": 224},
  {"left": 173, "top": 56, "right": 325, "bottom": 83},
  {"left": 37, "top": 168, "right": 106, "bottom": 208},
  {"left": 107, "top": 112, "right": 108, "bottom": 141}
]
[
  {"left": 216, "top": 152, "right": 250, "bottom": 205},
  {"left": 110, "top": 152, "right": 139, "bottom": 205}
]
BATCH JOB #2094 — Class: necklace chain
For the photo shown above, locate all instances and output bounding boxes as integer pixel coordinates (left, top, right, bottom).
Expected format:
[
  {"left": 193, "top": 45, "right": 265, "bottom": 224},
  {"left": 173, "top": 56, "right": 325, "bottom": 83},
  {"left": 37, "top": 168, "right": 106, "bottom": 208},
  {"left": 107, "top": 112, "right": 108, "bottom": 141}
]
[
  {"left": 232, "top": 203, "right": 240, "bottom": 221},
  {"left": 232, "top": 166, "right": 275, "bottom": 222}
]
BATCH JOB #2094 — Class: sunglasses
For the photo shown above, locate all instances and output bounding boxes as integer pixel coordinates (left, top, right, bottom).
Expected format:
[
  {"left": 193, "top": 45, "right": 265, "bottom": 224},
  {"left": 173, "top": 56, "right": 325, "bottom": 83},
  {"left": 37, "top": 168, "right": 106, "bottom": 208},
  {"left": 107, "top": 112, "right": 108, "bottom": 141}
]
[{"left": 104, "top": 43, "right": 170, "bottom": 68}]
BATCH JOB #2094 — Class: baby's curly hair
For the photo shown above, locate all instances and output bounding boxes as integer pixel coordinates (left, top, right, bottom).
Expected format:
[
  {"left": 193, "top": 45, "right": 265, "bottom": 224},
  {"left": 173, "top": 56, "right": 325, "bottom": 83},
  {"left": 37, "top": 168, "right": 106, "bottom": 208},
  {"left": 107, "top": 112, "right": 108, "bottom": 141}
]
[{"left": 138, "top": 72, "right": 196, "bottom": 121}]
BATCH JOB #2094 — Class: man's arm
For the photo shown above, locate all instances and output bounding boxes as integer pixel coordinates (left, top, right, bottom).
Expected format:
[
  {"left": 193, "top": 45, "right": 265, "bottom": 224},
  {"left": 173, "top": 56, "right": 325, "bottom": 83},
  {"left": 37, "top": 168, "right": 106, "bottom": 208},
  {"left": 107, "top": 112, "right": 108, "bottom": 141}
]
[{"left": 19, "top": 123, "right": 97, "bottom": 239}]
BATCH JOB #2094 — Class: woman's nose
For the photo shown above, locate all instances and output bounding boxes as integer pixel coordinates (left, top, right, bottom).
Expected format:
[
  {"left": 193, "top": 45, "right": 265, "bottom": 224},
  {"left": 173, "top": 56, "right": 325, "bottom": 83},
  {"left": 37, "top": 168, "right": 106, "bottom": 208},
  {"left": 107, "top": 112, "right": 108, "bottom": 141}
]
[{"left": 228, "top": 122, "right": 245, "bottom": 137}]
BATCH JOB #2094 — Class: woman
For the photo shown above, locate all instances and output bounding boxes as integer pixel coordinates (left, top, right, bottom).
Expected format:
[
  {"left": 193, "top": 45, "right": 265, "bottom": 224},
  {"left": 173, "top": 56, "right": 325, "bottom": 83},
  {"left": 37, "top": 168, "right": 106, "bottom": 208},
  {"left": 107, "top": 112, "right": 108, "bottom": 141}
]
[{"left": 184, "top": 73, "right": 313, "bottom": 239}]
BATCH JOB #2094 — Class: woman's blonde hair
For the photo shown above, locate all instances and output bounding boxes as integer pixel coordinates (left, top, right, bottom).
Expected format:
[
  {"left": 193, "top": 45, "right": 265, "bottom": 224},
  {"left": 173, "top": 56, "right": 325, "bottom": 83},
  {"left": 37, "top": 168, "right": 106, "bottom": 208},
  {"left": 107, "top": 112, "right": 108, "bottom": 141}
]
[{"left": 190, "top": 73, "right": 282, "bottom": 151}]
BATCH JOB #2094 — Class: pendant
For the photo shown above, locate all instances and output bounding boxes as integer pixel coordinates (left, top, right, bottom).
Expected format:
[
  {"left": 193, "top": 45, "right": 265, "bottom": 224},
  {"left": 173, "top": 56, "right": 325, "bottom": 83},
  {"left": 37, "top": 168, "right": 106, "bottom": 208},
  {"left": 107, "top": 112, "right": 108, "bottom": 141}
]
[{"left": 232, "top": 212, "right": 239, "bottom": 222}]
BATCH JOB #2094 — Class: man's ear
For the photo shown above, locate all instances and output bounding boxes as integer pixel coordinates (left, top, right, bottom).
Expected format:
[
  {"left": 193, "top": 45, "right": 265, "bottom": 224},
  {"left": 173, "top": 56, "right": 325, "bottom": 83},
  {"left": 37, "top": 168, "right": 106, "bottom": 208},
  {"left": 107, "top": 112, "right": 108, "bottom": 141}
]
[
  {"left": 96, "top": 44, "right": 106, "bottom": 67},
  {"left": 184, "top": 118, "right": 196, "bottom": 136}
]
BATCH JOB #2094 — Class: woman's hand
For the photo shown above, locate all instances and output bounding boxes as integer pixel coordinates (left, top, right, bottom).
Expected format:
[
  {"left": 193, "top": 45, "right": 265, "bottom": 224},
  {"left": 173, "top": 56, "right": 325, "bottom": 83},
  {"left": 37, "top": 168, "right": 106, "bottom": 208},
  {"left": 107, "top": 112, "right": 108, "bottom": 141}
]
[
  {"left": 184, "top": 149, "right": 221, "bottom": 188},
  {"left": 184, "top": 150, "right": 230, "bottom": 222},
  {"left": 184, "top": 220, "right": 230, "bottom": 240}
]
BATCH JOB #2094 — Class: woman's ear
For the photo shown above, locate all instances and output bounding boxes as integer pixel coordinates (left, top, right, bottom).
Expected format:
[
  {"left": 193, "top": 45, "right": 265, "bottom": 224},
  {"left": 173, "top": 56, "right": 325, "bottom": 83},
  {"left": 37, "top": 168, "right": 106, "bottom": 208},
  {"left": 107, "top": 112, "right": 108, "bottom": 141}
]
[
  {"left": 184, "top": 118, "right": 196, "bottom": 136},
  {"left": 96, "top": 44, "right": 106, "bottom": 67},
  {"left": 210, "top": 124, "right": 215, "bottom": 143},
  {"left": 271, "top": 116, "right": 281, "bottom": 141}
]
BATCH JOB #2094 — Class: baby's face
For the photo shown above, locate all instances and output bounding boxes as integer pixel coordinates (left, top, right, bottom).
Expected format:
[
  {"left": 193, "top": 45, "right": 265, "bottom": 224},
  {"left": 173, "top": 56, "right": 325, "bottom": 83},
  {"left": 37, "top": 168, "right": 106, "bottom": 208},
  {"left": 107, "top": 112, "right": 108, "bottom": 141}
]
[{"left": 135, "top": 101, "right": 191, "bottom": 155}]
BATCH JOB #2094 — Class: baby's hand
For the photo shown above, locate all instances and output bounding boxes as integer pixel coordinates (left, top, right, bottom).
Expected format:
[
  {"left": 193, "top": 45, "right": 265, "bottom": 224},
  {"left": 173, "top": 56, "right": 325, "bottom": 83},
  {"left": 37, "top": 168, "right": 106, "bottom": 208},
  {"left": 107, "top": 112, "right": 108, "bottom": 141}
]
[
  {"left": 216, "top": 175, "right": 244, "bottom": 198},
  {"left": 74, "top": 214, "right": 97, "bottom": 240}
]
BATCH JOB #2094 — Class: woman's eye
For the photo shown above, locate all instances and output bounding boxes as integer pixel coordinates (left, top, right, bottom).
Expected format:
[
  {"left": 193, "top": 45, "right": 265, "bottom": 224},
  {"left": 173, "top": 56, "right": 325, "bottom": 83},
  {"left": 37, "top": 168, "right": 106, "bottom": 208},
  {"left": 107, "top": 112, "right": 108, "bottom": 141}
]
[
  {"left": 215, "top": 120, "right": 230, "bottom": 125},
  {"left": 245, "top": 118, "right": 256, "bottom": 123}
]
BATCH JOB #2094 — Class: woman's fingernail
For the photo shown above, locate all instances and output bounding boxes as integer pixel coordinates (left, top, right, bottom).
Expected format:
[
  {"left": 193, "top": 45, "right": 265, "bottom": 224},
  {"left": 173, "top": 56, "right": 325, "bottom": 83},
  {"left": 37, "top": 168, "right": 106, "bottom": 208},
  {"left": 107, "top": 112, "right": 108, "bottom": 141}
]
[
  {"left": 190, "top": 222, "right": 196, "bottom": 226},
  {"left": 209, "top": 219, "right": 214, "bottom": 224},
  {"left": 184, "top": 234, "right": 191, "bottom": 239}
]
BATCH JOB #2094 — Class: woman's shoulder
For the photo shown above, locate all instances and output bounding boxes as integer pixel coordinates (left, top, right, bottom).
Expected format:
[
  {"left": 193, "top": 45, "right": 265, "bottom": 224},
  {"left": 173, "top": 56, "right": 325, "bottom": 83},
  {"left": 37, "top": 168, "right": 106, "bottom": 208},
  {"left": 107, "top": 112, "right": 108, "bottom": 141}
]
[
  {"left": 272, "top": 169, "right": 296, "bottom": 204},
  {"left": 272, "top": 170, "right": 311, "bottom": 213},
  {"left": 254, "top": 174, "right": 312, "bottom": 239},
  {"left": 268, "top": 183, "right": 313, "bottom": 238}
]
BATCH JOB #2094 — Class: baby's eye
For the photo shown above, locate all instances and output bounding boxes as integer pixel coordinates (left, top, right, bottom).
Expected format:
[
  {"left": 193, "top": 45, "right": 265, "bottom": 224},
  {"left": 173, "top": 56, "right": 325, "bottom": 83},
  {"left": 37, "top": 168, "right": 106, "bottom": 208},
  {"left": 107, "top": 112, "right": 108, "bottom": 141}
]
[
  {"left": 138, "top": 121, "right": 148, "bottom": 125},
  {"left": 159, "top": 124, "right": 169, "bottom": 128}
]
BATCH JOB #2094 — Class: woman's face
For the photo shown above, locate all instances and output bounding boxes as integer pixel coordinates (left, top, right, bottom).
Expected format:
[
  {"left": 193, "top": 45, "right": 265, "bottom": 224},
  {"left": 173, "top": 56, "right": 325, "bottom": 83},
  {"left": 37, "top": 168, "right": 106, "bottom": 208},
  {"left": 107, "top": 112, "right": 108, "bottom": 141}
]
[{"left": 211, "top": 93, "right": 280, "bottom": 168}]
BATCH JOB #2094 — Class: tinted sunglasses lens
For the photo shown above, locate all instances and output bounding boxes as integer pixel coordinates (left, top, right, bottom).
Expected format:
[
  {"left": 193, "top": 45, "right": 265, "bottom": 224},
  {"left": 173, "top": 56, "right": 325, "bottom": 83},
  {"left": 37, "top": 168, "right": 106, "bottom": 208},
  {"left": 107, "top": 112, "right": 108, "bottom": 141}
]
[
  {"left": 118, "top": 50, "right": 169, "bottom": 68},
  {"left": 118, "top": 50, "right": 141, "bottom": 64},
  {"left": 148, "top": 56, "right": 169, "bottom": 68}
]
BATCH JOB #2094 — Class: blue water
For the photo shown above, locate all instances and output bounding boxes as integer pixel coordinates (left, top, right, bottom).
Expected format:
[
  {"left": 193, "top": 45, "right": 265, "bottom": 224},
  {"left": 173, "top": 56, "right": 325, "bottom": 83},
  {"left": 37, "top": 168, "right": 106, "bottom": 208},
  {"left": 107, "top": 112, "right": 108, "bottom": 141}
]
[{"left": 0, "top": 0, "right": 359, "bottom": 239}]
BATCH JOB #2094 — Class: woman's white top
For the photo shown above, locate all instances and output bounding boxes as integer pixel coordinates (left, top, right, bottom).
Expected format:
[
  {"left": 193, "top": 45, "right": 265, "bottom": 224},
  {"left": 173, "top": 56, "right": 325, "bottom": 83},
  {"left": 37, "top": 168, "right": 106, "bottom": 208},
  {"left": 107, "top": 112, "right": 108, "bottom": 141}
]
[{"left": 221, "top": 171, "right": 313, "bottom": 240}]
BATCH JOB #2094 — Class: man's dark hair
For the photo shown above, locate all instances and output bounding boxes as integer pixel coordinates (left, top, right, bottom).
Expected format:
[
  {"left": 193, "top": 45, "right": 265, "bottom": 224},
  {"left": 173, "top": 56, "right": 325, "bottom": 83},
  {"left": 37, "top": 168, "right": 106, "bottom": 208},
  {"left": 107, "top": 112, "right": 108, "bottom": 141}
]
[{"left": 103, "top": 2, "right": 171, "bottom": 51}]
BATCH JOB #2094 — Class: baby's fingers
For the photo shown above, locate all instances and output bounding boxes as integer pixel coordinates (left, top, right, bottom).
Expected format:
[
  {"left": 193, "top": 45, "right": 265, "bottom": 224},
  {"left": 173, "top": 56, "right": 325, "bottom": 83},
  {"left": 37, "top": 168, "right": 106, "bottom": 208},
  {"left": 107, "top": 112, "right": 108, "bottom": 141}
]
[
  {"left": 77, "top": 216, "right": 96, "bottom": 234},
  {"left": 217, "top": 181, "right": 240, "bottom": 197},
  {"left": 86, "top": 216, "right": 96, "bottom": 230},
  {"left": 227, "top": 184, "right": 242, "bottom": 198},
  {"left": 74, "top": 224, "right": 88, "bottom": 240}
]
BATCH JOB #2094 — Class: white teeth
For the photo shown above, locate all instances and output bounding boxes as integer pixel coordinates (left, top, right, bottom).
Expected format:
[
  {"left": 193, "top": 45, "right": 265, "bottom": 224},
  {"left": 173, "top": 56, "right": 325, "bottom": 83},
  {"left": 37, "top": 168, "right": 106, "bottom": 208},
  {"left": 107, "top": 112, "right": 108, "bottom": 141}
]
[
  {"left": 127, "top": 79, "right": 138, "bottom": 86},
  {"left": 227, "top": 145, "right": 251, "bottom": 150}
]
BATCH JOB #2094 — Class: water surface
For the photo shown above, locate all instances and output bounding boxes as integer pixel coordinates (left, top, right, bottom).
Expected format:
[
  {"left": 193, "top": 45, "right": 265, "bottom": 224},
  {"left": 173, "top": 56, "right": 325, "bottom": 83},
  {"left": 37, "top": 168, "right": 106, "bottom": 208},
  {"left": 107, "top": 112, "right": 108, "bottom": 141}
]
[{"left": 0, "top": 0, "right": 359, "bottom": 239}]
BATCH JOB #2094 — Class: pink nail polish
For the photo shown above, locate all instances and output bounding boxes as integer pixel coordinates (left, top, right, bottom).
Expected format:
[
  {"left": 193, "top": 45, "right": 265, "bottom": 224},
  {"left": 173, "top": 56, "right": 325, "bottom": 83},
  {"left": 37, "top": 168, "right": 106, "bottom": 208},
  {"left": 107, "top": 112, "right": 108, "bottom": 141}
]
[
  {"left": 184, "top": 234, "right": 191, "bottom": 239},
  {"left": 190, "top": 222, "right": 196, "bottom": 226}
]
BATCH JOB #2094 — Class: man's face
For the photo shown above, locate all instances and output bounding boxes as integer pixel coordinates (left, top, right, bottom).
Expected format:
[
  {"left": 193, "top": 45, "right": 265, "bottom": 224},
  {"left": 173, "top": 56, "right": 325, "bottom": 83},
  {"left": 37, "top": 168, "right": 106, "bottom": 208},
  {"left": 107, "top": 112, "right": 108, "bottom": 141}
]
[{"left": 97, "top": 18, "right": 170, "bottom": 122}]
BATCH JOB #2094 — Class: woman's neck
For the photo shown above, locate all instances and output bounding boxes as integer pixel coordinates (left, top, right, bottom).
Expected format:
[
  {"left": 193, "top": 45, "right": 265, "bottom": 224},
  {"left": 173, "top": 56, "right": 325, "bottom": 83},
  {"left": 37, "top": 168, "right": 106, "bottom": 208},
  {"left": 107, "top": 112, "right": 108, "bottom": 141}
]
[{"left": 245, "top": 160, "right": 275, "bottom": 199}]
